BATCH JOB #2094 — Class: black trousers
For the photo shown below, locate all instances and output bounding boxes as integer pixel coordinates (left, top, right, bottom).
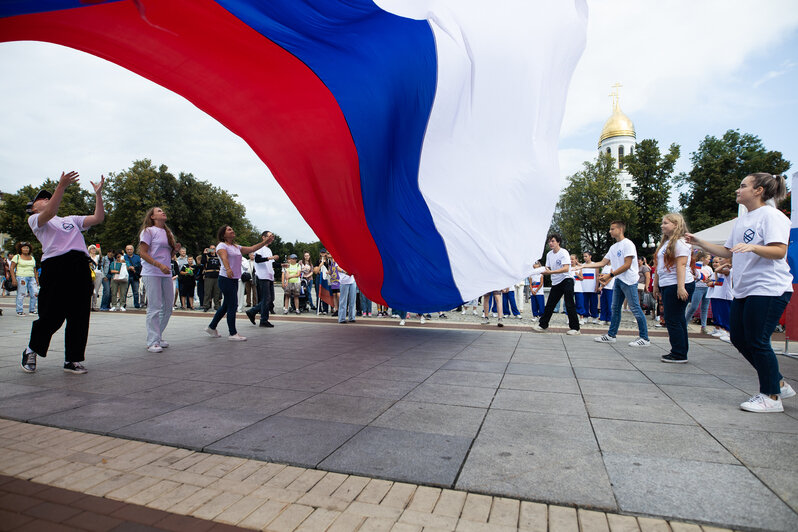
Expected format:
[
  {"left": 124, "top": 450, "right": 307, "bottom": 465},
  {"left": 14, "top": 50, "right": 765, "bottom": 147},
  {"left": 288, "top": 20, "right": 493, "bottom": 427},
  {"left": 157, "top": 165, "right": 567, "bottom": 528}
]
[
  {"left": 250, "top": 279, "right": 274, "bottom": 323},
  {"left": 29, "top": 251, "right": 93, "bottom": 361},
  {"left": 538, "top": 278, "right": 580, "bottom": 331}
]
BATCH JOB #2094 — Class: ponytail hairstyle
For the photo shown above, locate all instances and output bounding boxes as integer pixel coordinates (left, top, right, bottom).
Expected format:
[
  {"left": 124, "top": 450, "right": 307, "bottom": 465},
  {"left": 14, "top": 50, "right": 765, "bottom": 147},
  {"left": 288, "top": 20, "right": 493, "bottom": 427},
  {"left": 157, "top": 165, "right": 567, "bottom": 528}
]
[
  {"left": 654, "top": 213, "right": 688, "bottom": 270},
  {"left": 138, "top": 207, "right": 177, "bottom": 254},
  {"left": 748, "top": 172, "right": 787, "bottom": 204}
]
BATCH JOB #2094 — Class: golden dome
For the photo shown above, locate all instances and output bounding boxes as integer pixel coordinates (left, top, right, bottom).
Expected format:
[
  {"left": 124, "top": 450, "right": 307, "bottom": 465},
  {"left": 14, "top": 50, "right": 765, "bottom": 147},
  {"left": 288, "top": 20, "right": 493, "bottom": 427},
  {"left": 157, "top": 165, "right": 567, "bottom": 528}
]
[{"left": 598, "top": 105, "right": 635, "bottom": 146}]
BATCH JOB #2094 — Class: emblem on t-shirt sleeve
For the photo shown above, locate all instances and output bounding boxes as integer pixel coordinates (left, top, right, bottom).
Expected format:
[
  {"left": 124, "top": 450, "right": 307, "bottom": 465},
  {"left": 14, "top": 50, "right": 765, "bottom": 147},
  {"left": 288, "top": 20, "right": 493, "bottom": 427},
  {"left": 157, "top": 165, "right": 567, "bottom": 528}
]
[{"left": 743, "top": 229, "right": 755, "bottom": 243}]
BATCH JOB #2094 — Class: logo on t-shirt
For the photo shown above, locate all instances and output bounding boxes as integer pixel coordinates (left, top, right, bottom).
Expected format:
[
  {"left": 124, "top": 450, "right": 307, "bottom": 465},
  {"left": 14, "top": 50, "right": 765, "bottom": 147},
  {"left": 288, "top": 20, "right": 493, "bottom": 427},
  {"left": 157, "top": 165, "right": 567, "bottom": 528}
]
[
  {"left": 62, "top": 222, "right": 74, "bottom": 231},
  {"left": 616, "top": 250, "right": 622, "bottom": 257},
  {"left": 743, "top": 229, "right": 755, "bottom": 243}
]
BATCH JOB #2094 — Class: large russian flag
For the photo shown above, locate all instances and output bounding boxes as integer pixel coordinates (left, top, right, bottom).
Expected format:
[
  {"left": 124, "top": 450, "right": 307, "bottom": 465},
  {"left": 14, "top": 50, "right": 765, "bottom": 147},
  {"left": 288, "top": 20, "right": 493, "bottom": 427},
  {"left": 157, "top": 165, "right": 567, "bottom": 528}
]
[
  {"left": 785, "top": 173, "right": 798, "bottom": 339},
  {"left": 0, "top": 0, "right": 587, "bottom": 312}
]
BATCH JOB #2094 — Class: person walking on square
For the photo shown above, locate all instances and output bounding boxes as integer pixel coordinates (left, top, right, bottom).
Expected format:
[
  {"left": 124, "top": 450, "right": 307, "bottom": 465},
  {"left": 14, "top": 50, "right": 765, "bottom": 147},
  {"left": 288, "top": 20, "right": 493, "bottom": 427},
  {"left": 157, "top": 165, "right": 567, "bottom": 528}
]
[
  {"left": 21, "top": 171, "right": 104, "bottom": 374},
  {"left": 579, "top": 221, "right": 650, "bottom": 346},
  {"left": 653, "top": 213, "right": 695, "bottom": 363},
  {"left": 206, "top": 225, "right": 269, "bottom": 340},
  {"left": 687, "top": 172, "right": 795, "bottom": 413},
  {"left": 10, "top": 242, "right": 39, "bottom": 316},
  {"left": 137, "top": 207, "right": 178, "bottom": 353},
  {"left": 246, "top": 231, "right": 278, "bottom": 328},
  {"left": 532, "top": 233, "right": 579, "bottom": 334}
]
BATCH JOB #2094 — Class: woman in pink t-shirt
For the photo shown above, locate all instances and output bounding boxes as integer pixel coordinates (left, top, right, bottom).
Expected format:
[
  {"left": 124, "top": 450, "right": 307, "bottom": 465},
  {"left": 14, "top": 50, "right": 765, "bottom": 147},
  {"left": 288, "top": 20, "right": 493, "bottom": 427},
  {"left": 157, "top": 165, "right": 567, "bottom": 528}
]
[
  {"left": 205, "top": 225, "right": 269, "bottom": 341},
  {"left": 138, "top": 207, "right": 178, "bottom": 353}
]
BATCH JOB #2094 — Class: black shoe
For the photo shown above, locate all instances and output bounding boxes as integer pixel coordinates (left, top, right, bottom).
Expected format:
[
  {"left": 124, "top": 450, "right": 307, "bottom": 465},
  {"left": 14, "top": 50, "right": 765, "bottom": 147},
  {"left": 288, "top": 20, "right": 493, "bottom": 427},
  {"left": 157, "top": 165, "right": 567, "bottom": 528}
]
[
  {"left": 424, "top": 314, "right": 432, "bottom": 319},
  {"left": 21, "top": 350, "right": 36, "bottom": 373},
  {"left": 246, "top": 310, "right": 257, "bottom": 325},
  {"left": 661, "top": 353, "right": 688, "bottom": 364},
  {"left": 259, "top": 320, "right": 274, "bottom": 328},
  {"left": 63, "top": 362, "right": 88, "bottom": 374},
  {"left": 439, "top": 313, "right": 448, "bottom": 319}
]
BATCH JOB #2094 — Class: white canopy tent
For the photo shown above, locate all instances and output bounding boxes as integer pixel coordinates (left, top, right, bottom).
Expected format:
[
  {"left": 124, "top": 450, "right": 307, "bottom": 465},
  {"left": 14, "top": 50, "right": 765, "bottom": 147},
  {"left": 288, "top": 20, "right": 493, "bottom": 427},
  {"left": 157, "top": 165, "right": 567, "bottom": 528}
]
[{"left": 692, "top": 218, "right": 736, "bottom": 246}]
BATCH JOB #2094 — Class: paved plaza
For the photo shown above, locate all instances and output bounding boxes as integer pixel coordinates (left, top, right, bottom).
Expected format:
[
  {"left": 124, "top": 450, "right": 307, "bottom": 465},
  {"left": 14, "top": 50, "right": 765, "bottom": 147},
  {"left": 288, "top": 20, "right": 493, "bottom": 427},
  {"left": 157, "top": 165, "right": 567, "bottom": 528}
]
[{"left": 1, "top": 309, "right": 797, "bottom": 531}]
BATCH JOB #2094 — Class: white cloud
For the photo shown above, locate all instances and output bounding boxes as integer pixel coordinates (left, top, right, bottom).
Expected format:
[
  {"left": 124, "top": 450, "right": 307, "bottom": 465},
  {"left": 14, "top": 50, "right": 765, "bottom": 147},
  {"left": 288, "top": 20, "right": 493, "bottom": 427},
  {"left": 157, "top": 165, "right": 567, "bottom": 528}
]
[{"left": 752, "top": 59, "right": 796, "bottom": 88}]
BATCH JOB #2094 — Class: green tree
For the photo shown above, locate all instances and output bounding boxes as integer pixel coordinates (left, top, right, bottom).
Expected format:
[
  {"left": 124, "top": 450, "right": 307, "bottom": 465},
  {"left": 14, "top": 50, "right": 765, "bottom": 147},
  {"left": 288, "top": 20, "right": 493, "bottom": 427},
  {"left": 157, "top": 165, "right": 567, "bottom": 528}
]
[
  {"left": 676, "top": 130, "right": 790, "bottom": 231},
  {"left": 553, "top": 153, "right": 637, "bottom": 255},
  {"left": 101, "top": 159, "right": 260, "bottom": 254},
  {"left": 0, "top": 178, "right": 99, "bottom": 258},
  {"left": 623, "top": 139, "right": 680, "bottom": 246}
]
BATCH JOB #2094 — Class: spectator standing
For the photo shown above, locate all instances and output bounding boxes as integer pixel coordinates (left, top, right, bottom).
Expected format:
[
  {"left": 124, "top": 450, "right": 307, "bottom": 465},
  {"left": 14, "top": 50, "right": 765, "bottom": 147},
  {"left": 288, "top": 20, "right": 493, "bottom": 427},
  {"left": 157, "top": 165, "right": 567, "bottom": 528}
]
[
  {"left": 173, "top": 247, "right": 188, "bottom": 309},
  {"left": 707, "top": 256, "right": 732, "bottom": 342},
  {"left": 201, "top": 245, "right": 221, "bottom": 311},
  {"left": 684, "top": 250, "right": 712, "bottom": 332},
  {"left": 580, "top": 221, "right": 649, "bottom": 346},
  {"left": 529, "top": 261, "right": 545, "bottom": 320},
  {"left": 581, "top": 251, "right": 599, "bottom": 324},
  {"left": 88, "top": 244, "right": 102, "bottom": 311},
  {"left": 236, "top": 255, "right": 252, "bottom": 313},
  {"left": 337, "top": 261, "right": 357, "bottom": 323},
  {"left": 138, "top": 207, "right": 178, "bottom": 352},
  {"left": 195, "top": 254, "right": 205, "bottom": 309},
  {"left": 123, "top": 244, "right": 142, "bottom": 309},
  {"left": 301, "top": 252, "right": 316, "bottom": 310},
  {"left": 598, "top": 264, "right": 614, "bottom": 324},
  {"left": 179, "top": 256, "right": 197, "bottom": 310},
  {"left": 11, "top": 241, "right": 39, "bottom": 316},
  {"left": 20, "top": 171, "right": 104, "bottom": 374},
  {"left": 246, "top": 231, "right": 278, "bottom": 327},
  {"left": 244, "top": 252, "right": 258, "bottom": 308},
  {"left": 571, "top": 255, "right": 586, "bottom": 322},
  {"left": 283, "top": 254, "right": 302, "bottom": 314},
  {"left": 100, "top": 248, "right": 114, "bottom": 310},
  {"left": 110, "top": 252, "right": 128, "bottom": 311},
  {"left": 653, "top": 213, "right": 695, "bottom": 363},
  {"left": 532, "top": 233, "right": 580, "bottom": 334},
  {"left": 687, "top": 172, "right": 795, "bottom": 412},
  {"left": 205, "top": 226, "right": 268, "bottom": 340}
]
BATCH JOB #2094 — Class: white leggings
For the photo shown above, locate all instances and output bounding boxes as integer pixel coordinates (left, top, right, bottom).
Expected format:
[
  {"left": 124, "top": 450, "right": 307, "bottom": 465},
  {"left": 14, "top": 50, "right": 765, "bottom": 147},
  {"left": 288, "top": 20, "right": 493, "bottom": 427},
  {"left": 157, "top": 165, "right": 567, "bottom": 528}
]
[{"left": 143, "top": 276, "right": 174, "bottom": 347}]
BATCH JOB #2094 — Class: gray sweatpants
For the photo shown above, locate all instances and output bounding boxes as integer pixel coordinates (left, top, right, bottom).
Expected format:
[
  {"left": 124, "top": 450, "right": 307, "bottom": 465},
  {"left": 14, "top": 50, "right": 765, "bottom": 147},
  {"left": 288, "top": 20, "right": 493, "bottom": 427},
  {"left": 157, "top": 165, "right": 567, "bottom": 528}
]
[{"left": 142, "top": 275, "right": 174, "bottom": 347}]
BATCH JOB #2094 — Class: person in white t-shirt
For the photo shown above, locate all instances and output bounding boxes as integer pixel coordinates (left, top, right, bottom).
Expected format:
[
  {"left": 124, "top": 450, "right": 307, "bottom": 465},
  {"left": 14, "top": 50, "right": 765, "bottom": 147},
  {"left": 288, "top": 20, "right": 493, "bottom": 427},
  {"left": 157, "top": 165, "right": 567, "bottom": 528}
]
[
  {"left": 21, "top": 171, "right": 105, "bottom": 375},
  {"left": 581, "top": 251, "right": 599, "bottom": 324},
  {"left": 532, "top": 233, "right": 580, "bottom": 334},
  {"left": 138, "top": 207, "right": 179, "bottom": 353},
  {"left": 578, "top": 221, "right": 649, "bottom": 346},
  {"left": 571, "top": 255, "right": 585, "bottom": 322},
  {"left": 684, "top": 250, "right": 713, "bottom": 332},
  {"left": 598, "top": 263, "right": 615, "bottom": 324},
  {"left": 706, "top": 256, "right": 731, "bottom": 342},
  {"left": 687, "top": 172, "right": 795, "bottom": 413},
  {"left": 245, "top": 231, "right": 279, "bottom": 328},
  {"left": 528, "top": 261, "right": 545, "bottom": 320},
  {"left": 653, "top": 213, "right": 695, "bottom": 363}
]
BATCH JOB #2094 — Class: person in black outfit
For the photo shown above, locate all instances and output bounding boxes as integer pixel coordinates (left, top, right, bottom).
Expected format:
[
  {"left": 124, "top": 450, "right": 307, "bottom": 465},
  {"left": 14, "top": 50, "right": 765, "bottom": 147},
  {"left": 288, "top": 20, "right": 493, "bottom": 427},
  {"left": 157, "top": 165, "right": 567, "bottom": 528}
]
[
  {"left": 201, "top": 245, "right": 221, "bottom": 311},
  {"left": 178, "top": 256, "right": 197, "bottom": 309}
]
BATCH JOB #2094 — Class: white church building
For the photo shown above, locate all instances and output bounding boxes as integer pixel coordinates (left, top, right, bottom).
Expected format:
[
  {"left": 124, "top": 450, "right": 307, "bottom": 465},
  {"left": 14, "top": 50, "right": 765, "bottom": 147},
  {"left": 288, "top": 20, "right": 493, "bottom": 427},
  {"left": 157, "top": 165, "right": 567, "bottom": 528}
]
[{"left": 598, "top": 84, "right": 636, "bottom": 198}]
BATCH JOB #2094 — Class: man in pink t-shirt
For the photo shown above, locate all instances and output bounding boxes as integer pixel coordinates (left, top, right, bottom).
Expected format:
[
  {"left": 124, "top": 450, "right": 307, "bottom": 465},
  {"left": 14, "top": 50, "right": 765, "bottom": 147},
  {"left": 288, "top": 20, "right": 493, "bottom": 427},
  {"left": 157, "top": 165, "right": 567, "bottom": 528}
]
[{"left": 21, "top": 171, "right": 105, "bottom": 375}]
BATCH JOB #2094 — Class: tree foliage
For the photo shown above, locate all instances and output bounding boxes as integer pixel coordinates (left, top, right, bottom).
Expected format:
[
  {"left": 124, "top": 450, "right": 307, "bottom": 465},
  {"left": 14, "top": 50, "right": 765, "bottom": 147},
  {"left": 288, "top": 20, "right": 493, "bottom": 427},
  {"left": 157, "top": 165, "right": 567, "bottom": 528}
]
[
  {"left": 552, "top": 153, "right": 637, "bottom": 256},
  {"left": 676, "top": 130, "right": 790, "bottom": 231},
  {"left": 624, "top": 139, "right": 680, "bottom": 246}
]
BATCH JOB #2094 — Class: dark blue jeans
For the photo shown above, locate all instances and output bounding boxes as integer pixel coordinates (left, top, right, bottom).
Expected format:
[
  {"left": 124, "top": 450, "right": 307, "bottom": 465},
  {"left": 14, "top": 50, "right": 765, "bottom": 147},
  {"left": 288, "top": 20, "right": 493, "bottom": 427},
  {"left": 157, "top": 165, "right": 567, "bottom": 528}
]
[
  {"left": 125, "top": 277, "right": 140, "bottom": 308},
  {"left": 210, "top": 276, "right": 239, "bottom": 335},
  {"left": 249, "top": 278, "right": 273, "bottom": 323},
  {"left": 661, "top": 282, "right": 695, "bottom": 358},
  {"left": 730, "top": 292, "right": 791, "bottom": 395},
  {"left": 100, "top": 278, "right": 111, "bottom": 310}
]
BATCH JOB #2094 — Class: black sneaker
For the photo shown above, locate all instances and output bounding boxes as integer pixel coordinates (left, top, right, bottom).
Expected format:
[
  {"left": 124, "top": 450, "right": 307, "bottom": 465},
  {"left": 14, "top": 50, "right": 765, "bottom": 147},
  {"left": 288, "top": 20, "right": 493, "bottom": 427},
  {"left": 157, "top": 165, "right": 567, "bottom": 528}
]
[
  {"left": 246, "top": 310, "right": 257, "bottom": 325},
  {"left": 424, "top": 314, "right": 432, "bottom": 319},
  {"left": 661, "top": 353, "right": 688, "bottom": 364},
  {"left": 63, "top": 362, "right": 88, "bottom": 374},
  {"left": 259, "top": 321, "right": 274, "bottom": 328},
  {"left": 439, "top": 313, "right": 448, "bottom": 319},
  {"left": 21, "top": 350, "right": 36, "bottom": 373}
]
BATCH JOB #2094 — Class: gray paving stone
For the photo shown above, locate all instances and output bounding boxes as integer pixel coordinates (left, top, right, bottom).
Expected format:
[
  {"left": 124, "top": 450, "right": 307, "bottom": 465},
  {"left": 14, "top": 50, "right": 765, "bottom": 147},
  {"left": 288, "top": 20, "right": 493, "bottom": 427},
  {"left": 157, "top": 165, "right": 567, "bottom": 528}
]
[
  {"left": 506, "top": 363, "right": 574, "bottom": 378},
  {"left": 372, "top": 401, "right": 486, "bottom": 438},
  {"left": 0, "top": 389, "right": 97, "bottom": 421},
  {"left": 491, "top": 389, "right": 587, "bottom": 418},
  {"left": 320, "top": 426, "right": 471, "bottom": 486},
  {"left": 708, "top": 427, "right": 798, "bottom": 470},
  {"left": 111, "top": 405, "right": 265, "bottom": 449},
  {"left": 403, "top": 382, "right": 496, "bottom": 408},
  {"left": 441, "top": 360, "right": 507, "bottom": 373},
  {"left": 456, "top": 409, "right": 616, "bottom": 510},
  {"left": 194, "top": 386, "right": 314, "bottom": 415},
  {"left": 207, "top": 415, "right": 364, "bottom": 468},
  {"left": 499, "top": 374, "right": 580, "bottom": 394},
  {"left": 592, "top": 418, "right": 738, "bottom": 463},
  {"left": 642, "top": 371, "right": 733, "bottom": 389},
  {"left": 325, "top": 377, "right": 418, "bottom": 399},
  {"left": 355, "top": 365, "right": 437, "bottom": 382},
  {"left": 281, "top": 393, "right": 395, "bottom": 425},
  {"left": 751, "top": 466, "right": 798, "bottom": 513},
  {"left": 32, "top": 397, "right": 180, "bottom": 433},
  {"left": 124, "top": 380, "right": 240, "bottom": 405},
  {"left": 0, "top": 382, "right": 43, "bottom": 399},
  {"left": 257, "top": 370, "right": 353, "bottom": 392},
  {"left": 427, "top": 369, "right": 502, "bottom": 388},
  {"left": 603, "top": 453, "right": 798, "bottom": 530},
  {"left": 584, "top": 394, "right": 696, "bottom": 425},
  {"left": 572, "top": 367, "right": 650, "bottom": 383},
  {"left": 574, "top": 379, "right": 667, "bottom": 398}
]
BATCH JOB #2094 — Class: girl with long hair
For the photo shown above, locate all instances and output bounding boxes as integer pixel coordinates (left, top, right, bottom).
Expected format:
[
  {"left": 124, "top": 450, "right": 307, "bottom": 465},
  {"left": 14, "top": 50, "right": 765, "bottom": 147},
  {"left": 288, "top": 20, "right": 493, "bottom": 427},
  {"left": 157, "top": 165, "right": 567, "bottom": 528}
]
[
  {"left": 652, "top": 213, "right": 695, "bottom": 363},
  {"left": 138, "top": 207, "right": 178, "bottom": 353},
  {"left": 205, "top": 225, "right": 268, "bottom": 341},
  {"left": 687, "top": 173, "right": 794, "bottom": 413}
]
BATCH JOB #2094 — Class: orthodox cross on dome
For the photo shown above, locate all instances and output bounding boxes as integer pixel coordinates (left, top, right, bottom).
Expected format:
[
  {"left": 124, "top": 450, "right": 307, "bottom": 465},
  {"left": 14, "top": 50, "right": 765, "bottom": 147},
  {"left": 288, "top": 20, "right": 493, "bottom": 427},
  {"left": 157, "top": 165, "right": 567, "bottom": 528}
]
[{"left": 609, "top": 82, "right": 623, "bottom": 111}]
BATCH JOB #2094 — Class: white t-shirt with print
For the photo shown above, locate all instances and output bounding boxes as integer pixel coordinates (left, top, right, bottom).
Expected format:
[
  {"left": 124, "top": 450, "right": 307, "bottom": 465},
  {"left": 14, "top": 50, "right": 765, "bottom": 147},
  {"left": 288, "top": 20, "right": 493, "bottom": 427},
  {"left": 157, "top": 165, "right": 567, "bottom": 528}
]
[
  {"left": 604, "top": 238, "right": 639, "bottom": 286},
  {"left": 656, "top": 238, "right": 694, "bottom": 287},
  {"left": 601, "top": 264, "right": 615, "bottom": 290},
  {"left": 724, "top": 205, "right": 793, "bottom": 298},
  {"left": 253, "top": 246, "right": 274, "bottom": 281},
  {"left": 28, "top": 214, "right": 88, "bottom": 261},
  {"left": 546, "top": 248, "right": 572, "bottom": 286}
]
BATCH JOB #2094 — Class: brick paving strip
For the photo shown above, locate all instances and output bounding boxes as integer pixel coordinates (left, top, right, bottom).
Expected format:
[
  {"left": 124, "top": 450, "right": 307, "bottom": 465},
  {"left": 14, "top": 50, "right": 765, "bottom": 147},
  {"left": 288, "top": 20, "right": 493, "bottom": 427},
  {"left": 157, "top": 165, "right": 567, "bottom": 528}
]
[{"left": 0, "top": 419, "right": 731, "bottom": 532}]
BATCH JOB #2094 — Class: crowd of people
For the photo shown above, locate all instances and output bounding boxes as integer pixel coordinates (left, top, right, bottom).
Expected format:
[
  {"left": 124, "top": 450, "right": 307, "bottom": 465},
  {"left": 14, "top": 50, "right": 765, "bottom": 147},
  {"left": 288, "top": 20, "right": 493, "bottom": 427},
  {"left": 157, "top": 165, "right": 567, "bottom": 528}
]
[{"left": 6, "top": 170, "right": 795, "bottom": 414}]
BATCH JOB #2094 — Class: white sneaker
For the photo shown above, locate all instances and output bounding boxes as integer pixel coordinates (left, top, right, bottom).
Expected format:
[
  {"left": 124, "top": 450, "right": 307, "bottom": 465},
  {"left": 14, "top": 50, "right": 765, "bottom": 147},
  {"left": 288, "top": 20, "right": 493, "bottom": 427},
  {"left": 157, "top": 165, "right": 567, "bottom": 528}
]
[
  {"left": 109, "top": 308, "right": 116, "bottom": 312},
  {"left": 566, "top": 329, "right": 580, "bottom": 336},
  {"left": 229, "top": 333, "right": 247, "bottom": 341},
  {"left": 158, "top": 340, "right": 169, "bottom": 348},
  {"left": 492, "top": 313, "right": 498, "bottom": 318},
  {"left": 711, "top": 330, "right": 723, "bottom": 337},
  {"left": 283, "top": 308, "right": 289, "bottom": 314},
  {"left": 628, "top": 337, "right": 651, "bottom": 347},
  {"left": 531, "top": 324, "right": 545, "bottom": 332},
  {"left": 592, "top": 318, "right": 599, "bottom": 324},
  {"left": 120, "top": 307, "right": 126, "bottom": 312},
  {"left": 420, "top": 316, "right": 426, "bottom": 324},
  {"left": 472, "top": 310, "right": 478, "bottom": 316},
  {"left": 579, "top": 318, "right": 585, "bottom": 325},
  {"left": 205, "top": 327, "right": 221, "bottom": 338},
  {"left": 399, "top": 319, "right": 406, "bottom": 326},
  {"left": 719, "top": 334, "right": 731, "bottom": 343},
  {"left": 147, "top": 344, "right": 163, "bottom": 353},
  {"left": 594, "top": 335, "right": 616, "bottom": 343},
  {"left": 740, "top": 393, "right": 783, "bottom": 413},
  {"left": 461, "top": 310, "right": 466, "bottom": 314},
  {"left": 781, "top": 382, "right": 796, "bottom": 399}
]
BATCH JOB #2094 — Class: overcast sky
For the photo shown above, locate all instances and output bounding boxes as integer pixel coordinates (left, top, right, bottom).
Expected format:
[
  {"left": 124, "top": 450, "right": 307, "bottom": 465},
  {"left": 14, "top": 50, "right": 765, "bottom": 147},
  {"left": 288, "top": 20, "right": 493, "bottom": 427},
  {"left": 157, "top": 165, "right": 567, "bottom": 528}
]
[{"left": 1, "top": 0, "right": 797, "bottom": 242}]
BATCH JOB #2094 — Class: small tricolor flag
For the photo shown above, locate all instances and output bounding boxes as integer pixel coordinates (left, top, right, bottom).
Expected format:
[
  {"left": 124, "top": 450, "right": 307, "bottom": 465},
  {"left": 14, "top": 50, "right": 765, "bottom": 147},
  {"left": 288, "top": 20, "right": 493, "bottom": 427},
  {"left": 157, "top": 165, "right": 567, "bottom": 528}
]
[{"left": 784, "top": 173, "right": 798, "bottom": 339}]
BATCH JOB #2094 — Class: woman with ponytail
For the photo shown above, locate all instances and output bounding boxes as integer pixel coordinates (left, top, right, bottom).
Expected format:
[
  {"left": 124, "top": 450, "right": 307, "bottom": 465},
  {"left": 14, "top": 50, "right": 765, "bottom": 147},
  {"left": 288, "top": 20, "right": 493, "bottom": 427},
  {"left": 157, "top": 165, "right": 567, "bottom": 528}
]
[
  {"left": 687, "top": 173, "right": 794, "bottom": 413},
  {"left": 138, "top": 207, "right": 178, "bottom": 353},
  {"left": 652, "top": 213, "right": 695, "bottom": 363}
]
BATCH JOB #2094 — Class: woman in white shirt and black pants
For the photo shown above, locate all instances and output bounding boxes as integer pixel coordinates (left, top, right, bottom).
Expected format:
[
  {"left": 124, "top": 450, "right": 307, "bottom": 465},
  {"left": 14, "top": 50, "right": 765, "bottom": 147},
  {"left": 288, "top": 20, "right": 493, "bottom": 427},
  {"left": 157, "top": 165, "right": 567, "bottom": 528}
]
[{"left": 688, "top": 173, "right": 795, "bottom": 413}]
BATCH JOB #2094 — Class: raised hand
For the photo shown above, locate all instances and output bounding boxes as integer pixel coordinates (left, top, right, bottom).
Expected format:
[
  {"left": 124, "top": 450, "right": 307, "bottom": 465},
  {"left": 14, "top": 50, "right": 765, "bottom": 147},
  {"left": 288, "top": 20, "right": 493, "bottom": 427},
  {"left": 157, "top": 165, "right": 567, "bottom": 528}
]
[
  {"left": 90, "top": 175, "right": 105, "bottom": 194},
  {"left": 59, "top": 170, "right": 79, "bottom": 187}
]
